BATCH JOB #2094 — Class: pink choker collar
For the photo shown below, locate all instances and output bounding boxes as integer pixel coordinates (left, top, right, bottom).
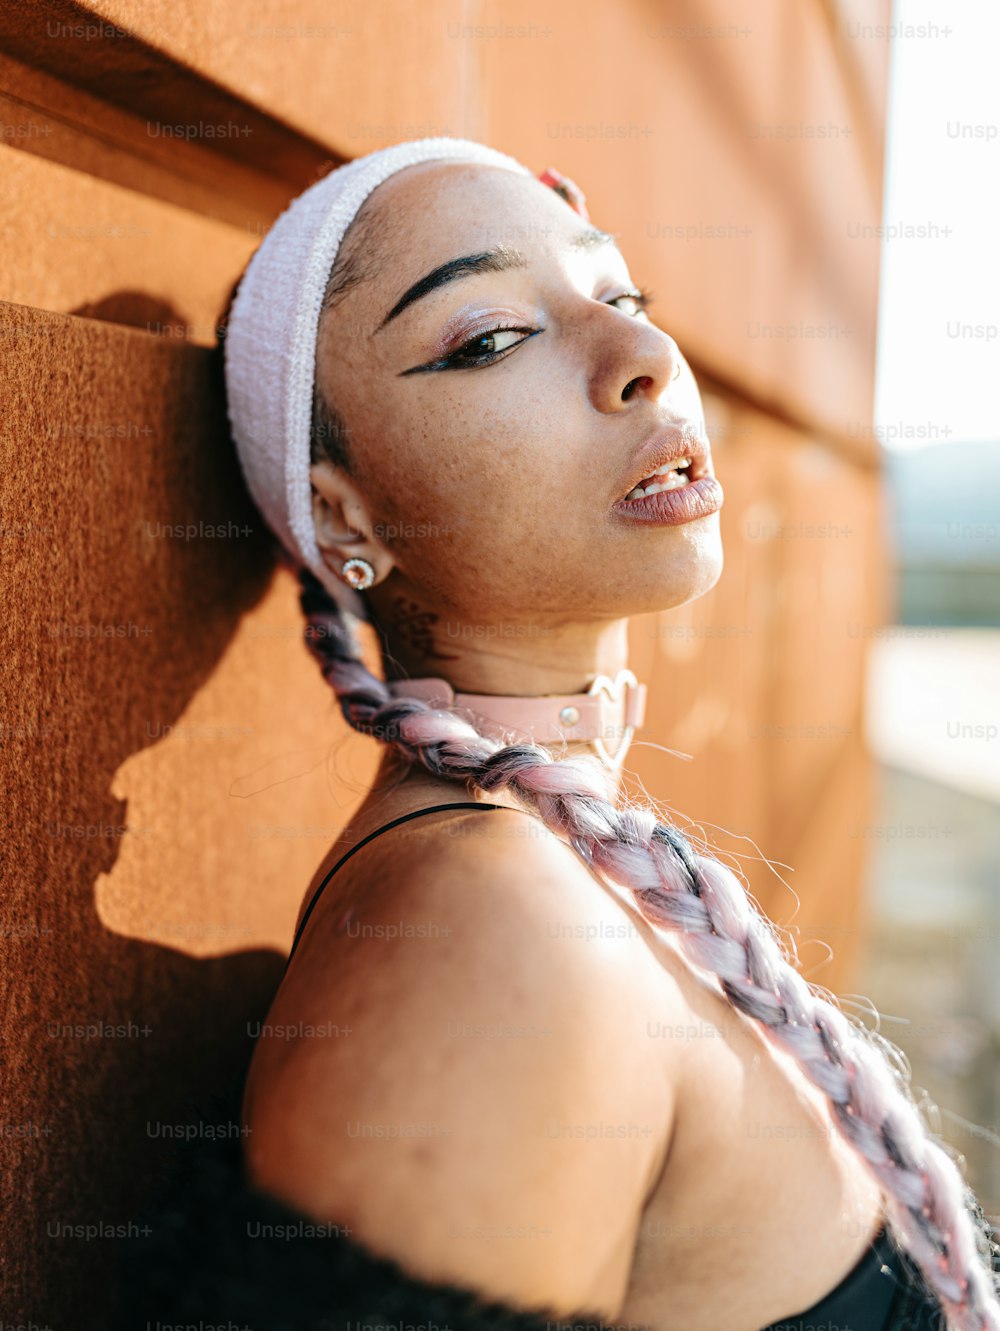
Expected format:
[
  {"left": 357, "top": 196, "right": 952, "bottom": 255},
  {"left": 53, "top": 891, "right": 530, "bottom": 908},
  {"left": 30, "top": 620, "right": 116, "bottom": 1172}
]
[{"left": 385, "top": 668, "right": 647, "bottom": 772}]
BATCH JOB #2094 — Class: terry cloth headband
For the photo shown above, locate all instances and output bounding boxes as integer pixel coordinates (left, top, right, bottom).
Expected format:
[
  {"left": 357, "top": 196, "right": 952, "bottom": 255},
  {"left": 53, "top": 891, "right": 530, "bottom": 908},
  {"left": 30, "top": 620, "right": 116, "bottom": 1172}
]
[{"left": 223, "top": 136, "right": 544, "bottom": 623}]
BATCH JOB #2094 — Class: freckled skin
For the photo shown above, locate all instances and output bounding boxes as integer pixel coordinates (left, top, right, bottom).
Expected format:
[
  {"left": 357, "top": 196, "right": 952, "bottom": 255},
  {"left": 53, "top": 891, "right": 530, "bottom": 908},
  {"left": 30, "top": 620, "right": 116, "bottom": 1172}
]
[
  {"left": 253, "top": 164, "right": 892, "bottom": 1327},
  {"left": 308, "top": 159, "right": 724, "bottom": 771}
]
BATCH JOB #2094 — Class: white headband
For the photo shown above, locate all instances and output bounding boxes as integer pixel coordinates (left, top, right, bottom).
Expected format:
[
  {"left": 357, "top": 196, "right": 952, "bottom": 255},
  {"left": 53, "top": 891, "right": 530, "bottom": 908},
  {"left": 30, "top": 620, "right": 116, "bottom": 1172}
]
[{"left": 223, "top": 136, "right": 534, "bottom": 622}]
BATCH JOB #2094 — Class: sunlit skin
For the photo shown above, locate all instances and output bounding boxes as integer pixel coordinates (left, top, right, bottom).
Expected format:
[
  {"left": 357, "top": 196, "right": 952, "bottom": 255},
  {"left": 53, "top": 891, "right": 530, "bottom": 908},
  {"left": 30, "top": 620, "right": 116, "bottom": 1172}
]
[
  {"left": 309, "top": 159, "right": 724, "bottom": 781},
  {"left": 244, "top": 162, "right": 891, "bottom": 1330}
]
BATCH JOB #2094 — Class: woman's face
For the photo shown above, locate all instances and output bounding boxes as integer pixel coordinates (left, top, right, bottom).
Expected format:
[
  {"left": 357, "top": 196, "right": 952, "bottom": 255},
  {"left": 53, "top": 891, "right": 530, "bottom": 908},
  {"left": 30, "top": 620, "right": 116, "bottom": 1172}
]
[{"left": 311, "top": 159, "right": 723, "bottom": 633}]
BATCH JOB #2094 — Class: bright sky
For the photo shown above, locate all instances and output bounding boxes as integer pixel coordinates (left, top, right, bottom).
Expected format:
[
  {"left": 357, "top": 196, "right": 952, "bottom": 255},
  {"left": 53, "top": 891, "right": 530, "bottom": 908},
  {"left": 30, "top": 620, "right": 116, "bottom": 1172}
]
[{"left": 874, "top": 0, "right": 1000, "bottom": 449}]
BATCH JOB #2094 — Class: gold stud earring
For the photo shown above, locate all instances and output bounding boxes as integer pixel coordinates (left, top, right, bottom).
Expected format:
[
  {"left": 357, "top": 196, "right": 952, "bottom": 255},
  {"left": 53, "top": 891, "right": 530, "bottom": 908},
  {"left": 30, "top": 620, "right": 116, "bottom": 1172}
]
[{"left": 340, "top": 557, "right": 375, "bottom": 590}]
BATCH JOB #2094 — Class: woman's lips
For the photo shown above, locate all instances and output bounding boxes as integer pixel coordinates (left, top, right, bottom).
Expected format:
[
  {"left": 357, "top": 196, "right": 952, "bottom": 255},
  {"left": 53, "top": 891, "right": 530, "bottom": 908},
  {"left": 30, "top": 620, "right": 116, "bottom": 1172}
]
[{"left": 610, "top": 474, "right": 724, "bottom": 526}]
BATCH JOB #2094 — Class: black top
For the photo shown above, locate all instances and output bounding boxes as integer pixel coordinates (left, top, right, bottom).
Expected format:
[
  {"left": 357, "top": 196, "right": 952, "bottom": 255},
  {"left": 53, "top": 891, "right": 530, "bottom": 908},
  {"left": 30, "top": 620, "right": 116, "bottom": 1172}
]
[
  {"left": 270, "top": 800, "right": 946, "bottom": 1331},
  {"left": 124, "top": 1113, "right": 947, "bottom": 1331},
  {"left": 759, "top": 1220, "right": 942, "bottom": 1329}
]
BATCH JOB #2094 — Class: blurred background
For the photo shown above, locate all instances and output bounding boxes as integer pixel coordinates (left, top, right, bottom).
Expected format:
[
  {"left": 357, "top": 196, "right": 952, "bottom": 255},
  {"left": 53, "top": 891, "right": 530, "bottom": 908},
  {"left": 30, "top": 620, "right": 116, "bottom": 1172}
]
[
  {"left": 0, "top": 0, "right": 996, "bottom": 1325},
  {"left": 858, "top": 0, "right": 1000, "bottom": 1228}
]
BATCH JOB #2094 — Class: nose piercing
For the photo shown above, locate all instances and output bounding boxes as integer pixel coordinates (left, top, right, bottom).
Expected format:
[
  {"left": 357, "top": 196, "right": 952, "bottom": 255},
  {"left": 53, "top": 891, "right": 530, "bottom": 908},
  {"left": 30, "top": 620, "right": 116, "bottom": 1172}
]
[
  {"left": 672, "top": 363, "right": 681, "bottom": 381},
  {"left": 340, "top": 557, "right": 375, "bottom": 590}
]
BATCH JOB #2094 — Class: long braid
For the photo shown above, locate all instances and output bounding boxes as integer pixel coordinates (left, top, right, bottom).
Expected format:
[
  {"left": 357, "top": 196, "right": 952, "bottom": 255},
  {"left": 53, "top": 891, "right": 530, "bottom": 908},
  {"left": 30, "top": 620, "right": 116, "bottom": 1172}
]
[{"left": 298, "top": 566, "right": 1000, "bottom": 1331}]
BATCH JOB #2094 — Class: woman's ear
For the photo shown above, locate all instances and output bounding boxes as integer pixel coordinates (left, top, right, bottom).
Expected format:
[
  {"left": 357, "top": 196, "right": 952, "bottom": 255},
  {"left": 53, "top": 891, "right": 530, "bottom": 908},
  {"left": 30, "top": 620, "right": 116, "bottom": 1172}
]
[
  {"left": 309, "top": 460, "right": 393, "bottom": 584},
  {"left": 537, "top": 167, "right": 590, "bottom": 221}
]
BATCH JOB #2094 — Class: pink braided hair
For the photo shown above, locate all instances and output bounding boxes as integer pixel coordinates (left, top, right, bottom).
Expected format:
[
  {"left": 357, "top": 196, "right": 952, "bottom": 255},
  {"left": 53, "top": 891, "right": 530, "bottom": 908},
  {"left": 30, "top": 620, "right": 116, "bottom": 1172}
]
[{"left": 296, "top": 566, "right": 1000, "bottom": 1330}]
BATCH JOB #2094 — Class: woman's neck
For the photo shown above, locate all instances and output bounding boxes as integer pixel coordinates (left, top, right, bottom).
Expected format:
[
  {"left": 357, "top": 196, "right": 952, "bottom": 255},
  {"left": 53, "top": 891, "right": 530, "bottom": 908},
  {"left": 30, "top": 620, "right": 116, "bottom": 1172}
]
[
  {"left": 367, "top": 588, "right": 634, "bottom": 700},
  {"left": 364, "top": 598, "right": 640, "bottom": 782}
]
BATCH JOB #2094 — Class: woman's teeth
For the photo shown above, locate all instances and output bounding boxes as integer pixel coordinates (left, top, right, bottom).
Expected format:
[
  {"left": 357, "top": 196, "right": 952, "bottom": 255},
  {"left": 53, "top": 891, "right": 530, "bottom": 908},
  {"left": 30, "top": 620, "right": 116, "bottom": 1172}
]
[{"left": 624, "top": 458, "right": 692, "bottom": 500}]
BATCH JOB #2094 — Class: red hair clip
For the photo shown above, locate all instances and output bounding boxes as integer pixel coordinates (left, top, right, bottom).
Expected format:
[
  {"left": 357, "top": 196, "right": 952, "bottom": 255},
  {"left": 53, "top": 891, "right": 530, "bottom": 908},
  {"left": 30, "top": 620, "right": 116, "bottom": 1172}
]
[{"left": 537, "top": 166, "right": 590, "bottom": 222}]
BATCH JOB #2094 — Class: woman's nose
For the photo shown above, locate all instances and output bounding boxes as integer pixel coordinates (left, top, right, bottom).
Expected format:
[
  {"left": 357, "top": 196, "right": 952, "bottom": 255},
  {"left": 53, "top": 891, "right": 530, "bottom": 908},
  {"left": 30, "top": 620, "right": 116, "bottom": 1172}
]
[{"left": 589, "top": 315, "right": 683, "bottom": 412}]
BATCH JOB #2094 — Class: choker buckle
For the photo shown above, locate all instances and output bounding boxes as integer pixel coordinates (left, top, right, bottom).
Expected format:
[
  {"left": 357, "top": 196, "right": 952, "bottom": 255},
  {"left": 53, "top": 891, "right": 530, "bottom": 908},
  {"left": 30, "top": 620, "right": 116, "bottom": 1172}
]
[{"left": 586, "top": 668, "right": 640, "bottom": 771}]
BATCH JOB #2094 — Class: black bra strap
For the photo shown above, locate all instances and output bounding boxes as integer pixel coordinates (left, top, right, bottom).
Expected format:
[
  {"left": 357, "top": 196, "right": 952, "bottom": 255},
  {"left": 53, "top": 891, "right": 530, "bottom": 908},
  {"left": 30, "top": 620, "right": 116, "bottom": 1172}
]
[{"left": 284, "top": 802, "right": 505, "bottom": 971}]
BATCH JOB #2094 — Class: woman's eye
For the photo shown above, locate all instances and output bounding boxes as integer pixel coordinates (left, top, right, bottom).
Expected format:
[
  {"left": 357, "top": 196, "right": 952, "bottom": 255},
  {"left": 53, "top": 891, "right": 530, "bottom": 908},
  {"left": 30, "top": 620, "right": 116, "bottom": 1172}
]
[
  {"left": 445, "top": 326, "right": 535, "bottom": 368},
  {"left": 427, "top": 285, "right": 655, "bottom": 373},
  {"left": 609, "top": 287, "right": 655, "bottom": 317},
  {"left": 401, "top": 326, "right": 537, "bottom": 375}
]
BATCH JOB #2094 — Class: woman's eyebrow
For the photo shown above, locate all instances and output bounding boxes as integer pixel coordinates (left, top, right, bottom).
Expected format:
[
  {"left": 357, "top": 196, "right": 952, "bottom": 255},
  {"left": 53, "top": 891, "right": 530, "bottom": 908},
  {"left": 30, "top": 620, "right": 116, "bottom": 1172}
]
[
  {"left": 374, "top": 227, "right": 621, "bottom": 334},
  {"left": 375, "top": 247, "right": 525, "bottom": 334},
  {"left": 571, "top": 227, "right": 621, "bottom": 253}
]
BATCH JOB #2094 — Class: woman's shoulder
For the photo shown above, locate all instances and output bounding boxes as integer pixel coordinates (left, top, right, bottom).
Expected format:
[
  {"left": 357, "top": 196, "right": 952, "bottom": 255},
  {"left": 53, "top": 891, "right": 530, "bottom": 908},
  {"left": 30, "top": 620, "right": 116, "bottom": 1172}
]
[
  {"left": 244, "top": 788, "right": 684, "bottom": 1319},
  {"left": 262, "top": 787, "right": 682, "bottom": 1096},
  {"left": 289, "top": 776, "right": 627, "bottom": 960},
  {"left": 284, "top": 782, "right": 687, "bottom": 1038}
]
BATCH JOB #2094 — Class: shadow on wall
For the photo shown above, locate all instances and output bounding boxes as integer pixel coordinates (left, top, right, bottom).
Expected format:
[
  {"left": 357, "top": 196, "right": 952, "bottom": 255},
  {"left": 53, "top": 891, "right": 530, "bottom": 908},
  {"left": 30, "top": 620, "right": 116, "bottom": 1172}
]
[
  {"left": 69, "top": 291, "right": 223, "bottom": 340},
  {"left": 1, "top": 292, "right": 303, "bottom": 1331}
]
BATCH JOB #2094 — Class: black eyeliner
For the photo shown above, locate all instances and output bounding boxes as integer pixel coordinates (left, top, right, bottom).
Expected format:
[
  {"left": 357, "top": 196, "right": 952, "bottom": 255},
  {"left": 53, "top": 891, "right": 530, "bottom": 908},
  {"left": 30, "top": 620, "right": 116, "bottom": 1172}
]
[
  {"left": 398, "top": 328, "right": 540, "bottom": 376},
  {"left": 396, "top": 287, "right": 654, "bottom": 377}
]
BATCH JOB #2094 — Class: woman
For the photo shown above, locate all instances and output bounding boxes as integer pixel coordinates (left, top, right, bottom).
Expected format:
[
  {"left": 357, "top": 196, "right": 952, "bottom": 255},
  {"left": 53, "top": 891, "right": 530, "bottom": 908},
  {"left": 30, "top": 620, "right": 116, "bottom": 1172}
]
[{"left": 128, "top": 137, "right": 998, "bottom": 1331}]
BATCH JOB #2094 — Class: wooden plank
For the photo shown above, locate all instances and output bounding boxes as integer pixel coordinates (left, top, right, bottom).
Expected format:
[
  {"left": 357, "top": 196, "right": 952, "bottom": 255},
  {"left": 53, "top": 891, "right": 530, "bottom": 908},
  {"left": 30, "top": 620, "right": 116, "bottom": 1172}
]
[
  {"left": 0, "top": 47, "right": 305, "bottom": 224},
  {"left": 1, "top": 146, "right": 257, "bottom": 339},
  {"left": 85, "top": 0, "right": 486, "bottom": 151},
  {"left": 0, "top": 0, "right": 337, "bottom": 185}
]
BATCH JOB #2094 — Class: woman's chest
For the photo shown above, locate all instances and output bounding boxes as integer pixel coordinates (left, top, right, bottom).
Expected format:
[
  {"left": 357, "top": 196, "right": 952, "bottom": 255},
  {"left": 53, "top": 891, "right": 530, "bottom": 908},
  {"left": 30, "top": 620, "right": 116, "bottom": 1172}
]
[{"left": 614, "top": 929, "right": 885, "bottom": 1331}]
